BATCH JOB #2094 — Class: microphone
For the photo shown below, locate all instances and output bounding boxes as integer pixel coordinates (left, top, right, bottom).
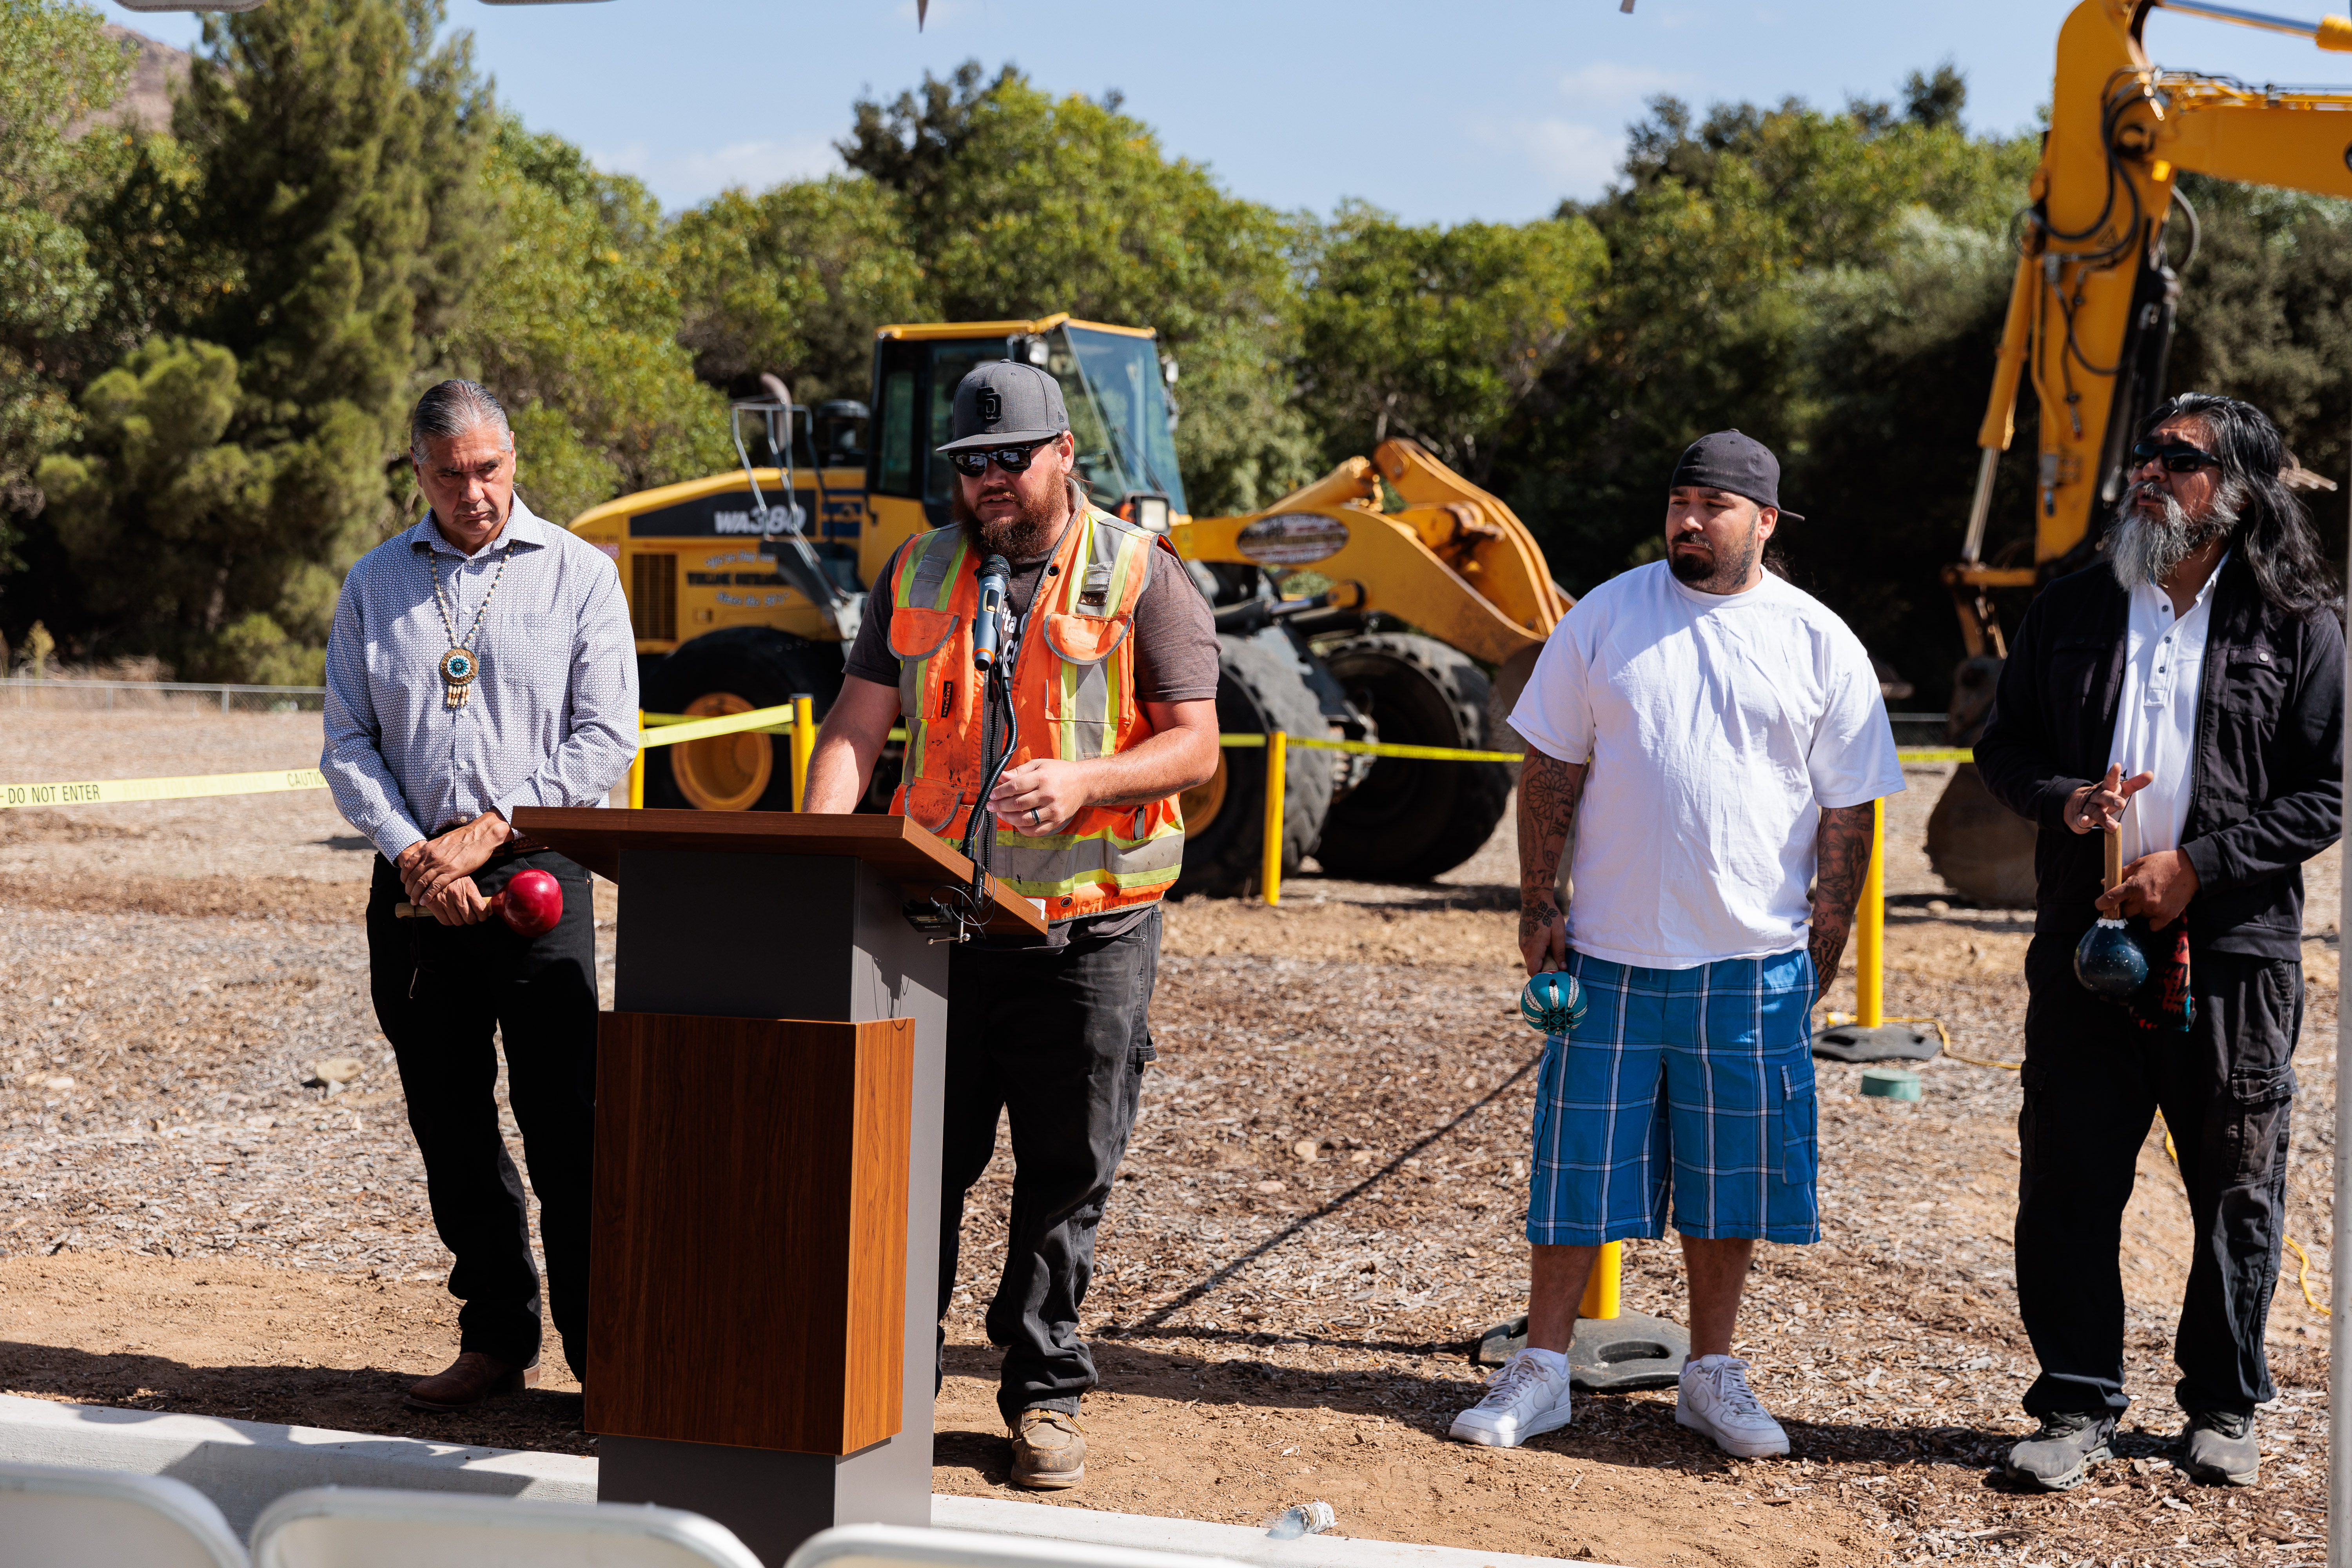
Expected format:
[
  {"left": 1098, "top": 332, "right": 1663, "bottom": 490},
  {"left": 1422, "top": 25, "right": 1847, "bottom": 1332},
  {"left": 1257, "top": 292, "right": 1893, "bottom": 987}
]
[{"left": 973, "top": 554, "right": 1011, "bottom": 669}]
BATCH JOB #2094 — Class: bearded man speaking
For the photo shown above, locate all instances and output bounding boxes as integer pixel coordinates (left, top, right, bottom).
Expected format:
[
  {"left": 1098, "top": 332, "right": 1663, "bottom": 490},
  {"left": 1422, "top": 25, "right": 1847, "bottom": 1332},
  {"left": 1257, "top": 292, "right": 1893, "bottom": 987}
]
[
  {"left": 804, "top": 361, "right": 1219, "bottom": 1490},
  {"left": 1978, "top": 393, "right": 2342, "bottom": 1493}
]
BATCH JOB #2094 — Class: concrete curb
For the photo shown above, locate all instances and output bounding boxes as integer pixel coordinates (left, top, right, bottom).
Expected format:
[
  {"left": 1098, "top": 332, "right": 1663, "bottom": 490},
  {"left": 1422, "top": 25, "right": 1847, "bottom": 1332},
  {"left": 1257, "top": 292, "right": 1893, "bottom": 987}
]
[
  {"left": 933, "top": 1494, "right": 1610, "bottom": 1568},
  {"left": 0, "top": 1396, "right": 1624, "bottom": 1568}
]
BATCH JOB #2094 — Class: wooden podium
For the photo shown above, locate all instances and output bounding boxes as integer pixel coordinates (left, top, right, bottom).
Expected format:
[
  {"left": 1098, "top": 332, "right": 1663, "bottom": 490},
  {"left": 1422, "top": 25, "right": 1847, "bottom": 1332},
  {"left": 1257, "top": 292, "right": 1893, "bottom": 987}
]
[{"left": 511, "top": 808, "right": 1045, "bottom": 1566}]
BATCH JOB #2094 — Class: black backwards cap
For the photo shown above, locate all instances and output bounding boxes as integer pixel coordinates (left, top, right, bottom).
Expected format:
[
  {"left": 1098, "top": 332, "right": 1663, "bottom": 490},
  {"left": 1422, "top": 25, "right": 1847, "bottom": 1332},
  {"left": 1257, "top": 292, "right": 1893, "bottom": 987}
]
[{"left": 1670, "top": 429, "right": 1803, "bottom": 522}]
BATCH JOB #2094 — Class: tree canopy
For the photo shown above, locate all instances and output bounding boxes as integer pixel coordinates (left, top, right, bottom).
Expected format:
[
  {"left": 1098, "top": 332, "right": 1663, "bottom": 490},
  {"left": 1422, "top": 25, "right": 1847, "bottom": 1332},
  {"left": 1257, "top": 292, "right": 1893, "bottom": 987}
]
[{"left": 5, "top": 8, "right": 2347, "bottom": 704}]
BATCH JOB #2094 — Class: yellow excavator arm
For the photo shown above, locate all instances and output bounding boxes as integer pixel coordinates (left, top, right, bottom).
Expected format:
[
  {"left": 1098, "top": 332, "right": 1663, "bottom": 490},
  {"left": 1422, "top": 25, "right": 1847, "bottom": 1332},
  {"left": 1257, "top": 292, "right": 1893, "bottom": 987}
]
[{"left": 1953, "top": 0, "right": 2352, "bottom": 655}]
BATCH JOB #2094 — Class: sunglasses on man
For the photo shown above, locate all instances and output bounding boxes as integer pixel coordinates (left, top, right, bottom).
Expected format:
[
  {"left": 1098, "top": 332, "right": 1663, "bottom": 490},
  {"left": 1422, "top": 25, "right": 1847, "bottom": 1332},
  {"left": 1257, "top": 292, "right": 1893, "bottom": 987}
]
[
  {"left": 949, "top": 440, "right": 1052, "bottom": 477},
  {"left": 2130, "top": 439, "right": 2221, "bottom": 475}
]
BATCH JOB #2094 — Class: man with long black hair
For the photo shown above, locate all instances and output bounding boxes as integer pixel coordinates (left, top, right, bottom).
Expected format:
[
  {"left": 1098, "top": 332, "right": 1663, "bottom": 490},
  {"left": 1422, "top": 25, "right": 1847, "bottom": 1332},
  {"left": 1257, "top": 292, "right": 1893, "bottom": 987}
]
[{"left": 1978, "top": 393, "right": 2343, "bottom": 1491}]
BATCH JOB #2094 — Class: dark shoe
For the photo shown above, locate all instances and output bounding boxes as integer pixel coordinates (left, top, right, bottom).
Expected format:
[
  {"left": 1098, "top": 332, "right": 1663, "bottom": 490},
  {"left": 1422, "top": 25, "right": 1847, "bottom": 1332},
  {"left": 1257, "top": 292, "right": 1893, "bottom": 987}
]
[
  {"left": 2006, "top": 1410, "right": 2117, "bottom": 1491},
  {"left": 406, "top": 1351, "right": 540, "bottom": 1412},
  {"left": 2178, "top": 1410, "right": 2259, "bottom": 1486},
  {"left": 1009, "top": 1408, "right": 1086, "bottom": 1490}
]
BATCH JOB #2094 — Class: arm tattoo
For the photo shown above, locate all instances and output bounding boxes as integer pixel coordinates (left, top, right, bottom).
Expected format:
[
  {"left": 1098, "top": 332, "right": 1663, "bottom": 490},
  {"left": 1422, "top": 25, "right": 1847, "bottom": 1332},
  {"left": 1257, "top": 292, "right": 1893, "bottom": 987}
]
[
  {"left": 1809, "top": 802, "right": 1875, "bottom": 995},
  {"left": 1518, "top": 750, "right": 1588, "bottom": 951}
]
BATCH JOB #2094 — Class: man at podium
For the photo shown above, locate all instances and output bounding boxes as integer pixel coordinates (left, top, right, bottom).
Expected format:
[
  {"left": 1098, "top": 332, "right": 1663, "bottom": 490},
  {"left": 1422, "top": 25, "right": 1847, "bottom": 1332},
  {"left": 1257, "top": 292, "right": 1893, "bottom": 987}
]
[{"left": 806, "top": 360, "right": 1219, "bottom": 1490}]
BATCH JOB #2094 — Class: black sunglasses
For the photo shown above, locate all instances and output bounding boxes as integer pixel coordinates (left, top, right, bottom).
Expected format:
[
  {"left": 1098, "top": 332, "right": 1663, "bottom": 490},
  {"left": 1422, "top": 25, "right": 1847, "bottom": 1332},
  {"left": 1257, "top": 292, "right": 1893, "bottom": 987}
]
[
  {"left": 2130, "top": 439, "right": 2221, "bottom": 475},
  {"left": 948, "top": 441, "right": 1050, "bottom": 477}
]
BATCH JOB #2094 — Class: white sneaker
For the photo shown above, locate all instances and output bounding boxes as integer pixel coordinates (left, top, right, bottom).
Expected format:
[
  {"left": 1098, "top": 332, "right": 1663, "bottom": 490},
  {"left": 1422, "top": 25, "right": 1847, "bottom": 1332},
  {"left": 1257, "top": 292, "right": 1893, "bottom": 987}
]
[
  {"left": 1448, "top": 1349, "right": 1572, "bottom": 1448},
  {"left": 1676, "top": 1354, "right": 1789, "bottom": 1457}
]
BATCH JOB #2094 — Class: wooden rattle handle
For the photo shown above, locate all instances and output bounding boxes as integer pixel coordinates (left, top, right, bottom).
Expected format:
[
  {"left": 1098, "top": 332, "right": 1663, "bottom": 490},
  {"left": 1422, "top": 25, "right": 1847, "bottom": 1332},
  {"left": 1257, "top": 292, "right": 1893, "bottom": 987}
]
[{"left": 2103, "top": 825, "right": 2122, "bottom": 893}]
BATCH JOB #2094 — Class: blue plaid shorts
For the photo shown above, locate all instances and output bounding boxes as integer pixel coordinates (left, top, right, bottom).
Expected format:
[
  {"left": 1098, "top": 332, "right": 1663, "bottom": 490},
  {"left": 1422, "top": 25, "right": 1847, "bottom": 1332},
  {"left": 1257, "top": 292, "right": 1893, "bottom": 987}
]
[{"left": 1525, "top": 948, "right": 1820, "bottom": 1245}]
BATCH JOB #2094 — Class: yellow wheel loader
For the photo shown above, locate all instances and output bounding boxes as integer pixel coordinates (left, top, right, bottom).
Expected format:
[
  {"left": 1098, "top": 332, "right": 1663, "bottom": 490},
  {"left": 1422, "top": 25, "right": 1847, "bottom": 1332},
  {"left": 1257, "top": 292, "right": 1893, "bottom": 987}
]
[
  {"left": 1929, "top": 0, "right": 2352, "bottom": 904},
  {"left": 568, "top": 314, "right": 1568, "bottom": 895}
]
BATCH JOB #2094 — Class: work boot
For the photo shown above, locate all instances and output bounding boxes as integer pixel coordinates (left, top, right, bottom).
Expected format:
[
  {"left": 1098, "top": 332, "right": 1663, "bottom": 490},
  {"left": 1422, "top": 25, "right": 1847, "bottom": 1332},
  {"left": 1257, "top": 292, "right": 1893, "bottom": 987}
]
[
  {"left": 1009, "top": 1408, "right": 1086, "bottom": 1490},
  {"left": 405, "top": 1351, "right": 539, "bottom": 1412},
  {"left": 2006, "top": 1410, "right": 2117, "bottom": 1491},
  {"left": 2178, "top": 1410, "right": 2260, "bottom": 1486}
]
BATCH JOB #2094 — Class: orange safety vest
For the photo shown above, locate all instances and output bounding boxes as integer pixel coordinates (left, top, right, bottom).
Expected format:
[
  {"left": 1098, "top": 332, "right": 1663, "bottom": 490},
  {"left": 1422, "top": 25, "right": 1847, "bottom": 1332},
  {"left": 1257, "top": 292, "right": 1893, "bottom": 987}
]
[{"left": 886, "top": 501, "right": 1187, "bottom": 922}]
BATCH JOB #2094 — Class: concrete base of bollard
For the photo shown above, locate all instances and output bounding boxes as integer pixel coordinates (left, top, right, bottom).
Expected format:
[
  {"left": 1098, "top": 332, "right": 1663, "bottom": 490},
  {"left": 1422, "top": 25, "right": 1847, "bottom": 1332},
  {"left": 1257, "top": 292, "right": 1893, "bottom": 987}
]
[{"left": 1473, "top": 1312, "right": 1689, "bottom": 1392}]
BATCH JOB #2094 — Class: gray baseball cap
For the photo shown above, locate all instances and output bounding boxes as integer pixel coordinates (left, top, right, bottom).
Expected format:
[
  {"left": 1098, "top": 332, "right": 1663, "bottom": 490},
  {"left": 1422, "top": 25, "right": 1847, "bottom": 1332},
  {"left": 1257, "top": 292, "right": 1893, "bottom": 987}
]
[{"left": 936, "top": 361, "right": 1071, "bottom": 453}]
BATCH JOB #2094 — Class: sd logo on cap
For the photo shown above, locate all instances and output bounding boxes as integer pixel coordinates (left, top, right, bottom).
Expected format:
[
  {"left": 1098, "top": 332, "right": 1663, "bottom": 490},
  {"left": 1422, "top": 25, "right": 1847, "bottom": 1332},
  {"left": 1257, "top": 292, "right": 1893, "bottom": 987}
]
[{"left": 938, "top": 361, "right": 1072, "bottom": 453}]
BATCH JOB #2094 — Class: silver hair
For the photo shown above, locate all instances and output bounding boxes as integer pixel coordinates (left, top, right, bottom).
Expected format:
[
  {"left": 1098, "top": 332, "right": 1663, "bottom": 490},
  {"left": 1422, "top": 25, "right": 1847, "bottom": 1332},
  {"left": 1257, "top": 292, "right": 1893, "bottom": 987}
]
[
  {"left": 409, "top": 379, "right": 514, "bottom": 463},
  {"left": 2107, "top": 472, "right": 2244, "bottom": 591}
]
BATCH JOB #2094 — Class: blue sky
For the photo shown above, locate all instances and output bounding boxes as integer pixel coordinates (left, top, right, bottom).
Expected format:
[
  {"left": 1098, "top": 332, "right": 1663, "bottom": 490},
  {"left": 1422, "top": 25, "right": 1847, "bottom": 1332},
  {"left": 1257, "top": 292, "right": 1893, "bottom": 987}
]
[{"left": 114, "top": 1, "right": 2352, "bottom": 223}]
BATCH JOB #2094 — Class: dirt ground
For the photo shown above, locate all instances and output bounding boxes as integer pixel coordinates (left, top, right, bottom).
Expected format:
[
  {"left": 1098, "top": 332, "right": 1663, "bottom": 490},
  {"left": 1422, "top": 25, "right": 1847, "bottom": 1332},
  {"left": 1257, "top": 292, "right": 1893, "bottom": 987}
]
[{"left": 0, "top": 712, "right": 2342, "bottom": 1566}]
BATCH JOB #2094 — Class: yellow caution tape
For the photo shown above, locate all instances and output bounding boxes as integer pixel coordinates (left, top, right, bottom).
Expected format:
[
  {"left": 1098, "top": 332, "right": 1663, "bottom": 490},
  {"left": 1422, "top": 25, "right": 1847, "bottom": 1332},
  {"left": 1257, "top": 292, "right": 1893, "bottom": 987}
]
[
  {"left": 638, "top": 708, "right": 907, "bottom": 746},
  {"left": 1218, "top": 733, "right": 1522, "bottom": 763},
  {"left": 642, "top": 708, "right": 1525, "bottom": 764},
  {"left": 645, "top": 710, "right": 1971, "bottom": 766},
  {"left": 0, "top": 768, "right": 328, "bottom": 809},
  {"left": 637, "top": 702, "right": 800, "bottom": 748}
]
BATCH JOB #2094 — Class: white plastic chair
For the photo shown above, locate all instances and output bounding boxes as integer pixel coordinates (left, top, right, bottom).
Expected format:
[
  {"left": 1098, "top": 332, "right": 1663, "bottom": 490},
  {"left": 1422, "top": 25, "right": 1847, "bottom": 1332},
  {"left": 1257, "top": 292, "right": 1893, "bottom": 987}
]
[
  {"left": 0, "top": 1459, "right": 248, "bottom": 1568},
  {"left": 249, "top": 1486, "right": 762, "bottom": 1568},
  {"left": 786, "top": 1524, "right": 1252, "bottom": 1568}
]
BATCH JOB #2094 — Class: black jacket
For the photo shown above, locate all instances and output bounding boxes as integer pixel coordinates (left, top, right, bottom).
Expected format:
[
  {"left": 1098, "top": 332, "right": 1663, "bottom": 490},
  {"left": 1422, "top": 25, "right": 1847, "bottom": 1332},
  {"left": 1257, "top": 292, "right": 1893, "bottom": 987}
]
[{"left": 1975, "top": 555, "right": 2343, "bottom": 960}]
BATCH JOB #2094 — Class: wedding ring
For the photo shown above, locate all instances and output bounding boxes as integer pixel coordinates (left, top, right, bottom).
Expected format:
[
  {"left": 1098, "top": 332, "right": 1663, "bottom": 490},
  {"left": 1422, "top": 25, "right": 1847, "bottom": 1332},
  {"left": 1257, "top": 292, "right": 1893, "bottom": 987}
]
[{"left": 1029, "top": 807, "right": 1041, "bottom": 824}]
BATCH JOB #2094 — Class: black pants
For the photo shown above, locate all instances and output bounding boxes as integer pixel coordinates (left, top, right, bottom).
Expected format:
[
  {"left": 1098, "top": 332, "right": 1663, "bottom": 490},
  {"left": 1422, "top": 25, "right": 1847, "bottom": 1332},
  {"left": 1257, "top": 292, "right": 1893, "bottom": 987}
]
[
  {"left": 366, "top": 850, "right": 599, "bottom": 1379},
  {"left": 939, "top": 909, "right": 1158, "bottom": 1425},
  {"left": 2016, "top": 934, "right": 2302, "bottom": 1419}
]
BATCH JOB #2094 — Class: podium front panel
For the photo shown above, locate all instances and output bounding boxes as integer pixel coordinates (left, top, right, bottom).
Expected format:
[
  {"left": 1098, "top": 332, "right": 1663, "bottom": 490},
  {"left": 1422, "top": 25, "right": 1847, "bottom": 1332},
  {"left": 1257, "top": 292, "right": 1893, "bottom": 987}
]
[{"left": 588, "top": 1013, "right": 911, "bottom": 1454}]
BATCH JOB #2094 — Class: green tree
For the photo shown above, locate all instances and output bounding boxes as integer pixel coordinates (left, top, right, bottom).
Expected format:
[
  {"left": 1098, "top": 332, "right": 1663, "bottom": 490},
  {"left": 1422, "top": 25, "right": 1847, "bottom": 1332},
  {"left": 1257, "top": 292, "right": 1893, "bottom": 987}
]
[
  {"left": 449, "top": 118, "right": 735, "bottom": 526},
  {"left": 1497, "top": 76, "right": 2039, "bottom": 703},
  {"left": 36, "top": 0, "right": 493, "bottom": 678},
  {"left": 1295, "top": 202, "right": 1605, "bottom": 483},
  {"left": 842, "top": 62, "right": 1315, "bottom": 516},
  {"left": 2166, "top": 178, "right": 2352, "bottom": 492},
  {"left": 0, "top": 0, "right": 132, "bottom": 559},
  {"left": 672, "top": 177, "right": 931, "bottom": 405},
  {"left": 34, "top": 339, "right": 311, "bottom": 677}
]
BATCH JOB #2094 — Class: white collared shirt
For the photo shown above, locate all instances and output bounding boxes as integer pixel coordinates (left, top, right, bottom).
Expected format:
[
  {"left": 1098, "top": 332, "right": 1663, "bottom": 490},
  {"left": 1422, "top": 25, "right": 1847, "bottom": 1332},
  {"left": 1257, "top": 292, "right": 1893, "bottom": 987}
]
[{"left": 2109, "top": 555, "right": 2227, "bottom": 860}]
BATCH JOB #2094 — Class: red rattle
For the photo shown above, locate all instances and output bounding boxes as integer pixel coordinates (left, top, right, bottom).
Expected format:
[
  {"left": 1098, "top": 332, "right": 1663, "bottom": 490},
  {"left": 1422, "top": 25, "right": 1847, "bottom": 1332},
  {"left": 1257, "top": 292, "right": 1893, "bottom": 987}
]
[{"left": 395, "top": 867, "right": 564, "bottom": 936}]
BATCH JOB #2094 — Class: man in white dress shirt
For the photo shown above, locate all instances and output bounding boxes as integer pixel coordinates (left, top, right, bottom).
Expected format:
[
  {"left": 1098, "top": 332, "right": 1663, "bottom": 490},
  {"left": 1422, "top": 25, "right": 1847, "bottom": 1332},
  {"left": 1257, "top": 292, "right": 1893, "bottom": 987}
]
[
  {"left": 321, "top": 379, "right": 637, "bottom": 1412},
  {"left": 1978, "top": 394, "right": 2343, "bottom": 1491}
]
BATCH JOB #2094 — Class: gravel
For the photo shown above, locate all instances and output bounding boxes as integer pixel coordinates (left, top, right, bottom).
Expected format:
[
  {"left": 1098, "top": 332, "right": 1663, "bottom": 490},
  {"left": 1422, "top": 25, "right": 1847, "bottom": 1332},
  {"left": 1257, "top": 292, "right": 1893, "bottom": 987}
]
[{"left": 1, "top": 715, "right": 2341, "bottom": 1563}]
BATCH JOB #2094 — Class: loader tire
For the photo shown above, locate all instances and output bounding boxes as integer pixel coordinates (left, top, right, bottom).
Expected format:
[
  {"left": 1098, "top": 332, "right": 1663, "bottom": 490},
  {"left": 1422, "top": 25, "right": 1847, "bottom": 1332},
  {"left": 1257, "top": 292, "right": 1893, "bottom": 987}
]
[
  {"left": 1170, "top": 632, "right": 1333, "bottom": 900},
  {"left": 1315, "top": 633, "right": 1512, "bottom": 883},
  {"left": 1925, "top": 763, "right": 2039, "bottom": 907},
  {"left": 641, "top": 628, "right": 870, "bottom": 812}
]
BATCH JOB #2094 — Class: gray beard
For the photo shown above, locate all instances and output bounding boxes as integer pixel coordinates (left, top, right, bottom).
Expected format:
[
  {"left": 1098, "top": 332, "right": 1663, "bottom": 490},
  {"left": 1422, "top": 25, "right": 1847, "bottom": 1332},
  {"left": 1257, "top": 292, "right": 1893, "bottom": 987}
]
[{"left": 2107, "top": 480, "right": 2235, "bottom": 590}]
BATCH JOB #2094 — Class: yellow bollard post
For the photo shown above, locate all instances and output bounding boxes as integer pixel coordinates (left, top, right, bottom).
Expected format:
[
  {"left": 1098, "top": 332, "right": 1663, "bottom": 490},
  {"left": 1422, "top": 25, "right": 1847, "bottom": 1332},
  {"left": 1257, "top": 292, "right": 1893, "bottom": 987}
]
[
  {"left": 790, "top": 693, "right": 815, "bottom": 811},
  {"left": 628, "top": 710, "right": 645, "bottom": 809},
  {"left": 1578, "top": 1240, "right": 1622, "bottom": 1321},
  {"left": 1262, "top": 731, "right": 1286, "bottom": 906},
  {"left": 1857, "top": 795, "right": 1886, "bottom": 1028}
]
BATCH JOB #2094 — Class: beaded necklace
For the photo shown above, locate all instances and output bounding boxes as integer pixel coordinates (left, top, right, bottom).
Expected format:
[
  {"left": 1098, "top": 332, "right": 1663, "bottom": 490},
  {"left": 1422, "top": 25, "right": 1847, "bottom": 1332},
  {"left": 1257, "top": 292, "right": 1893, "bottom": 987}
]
[{"left": 427, "top": 532, "right": 515, "bottom": 711}]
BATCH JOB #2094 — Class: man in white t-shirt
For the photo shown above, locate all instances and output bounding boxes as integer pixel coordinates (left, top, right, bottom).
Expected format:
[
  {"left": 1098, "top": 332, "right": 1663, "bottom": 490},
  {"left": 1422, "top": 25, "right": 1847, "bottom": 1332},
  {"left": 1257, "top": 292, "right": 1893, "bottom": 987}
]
[{"left": 1448, "top": 430, "right": 1904, "bottom": 1457}]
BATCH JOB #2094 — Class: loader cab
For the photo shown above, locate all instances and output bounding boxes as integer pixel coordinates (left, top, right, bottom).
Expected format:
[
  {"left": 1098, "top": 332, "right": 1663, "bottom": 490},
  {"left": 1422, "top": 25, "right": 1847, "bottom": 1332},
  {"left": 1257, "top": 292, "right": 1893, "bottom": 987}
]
[
  {"left": 862, "top": 316, "right": 1185, "bottom": 582},
  {"left": 810, "top": 399, "right": 869, "bottom": 469}
]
